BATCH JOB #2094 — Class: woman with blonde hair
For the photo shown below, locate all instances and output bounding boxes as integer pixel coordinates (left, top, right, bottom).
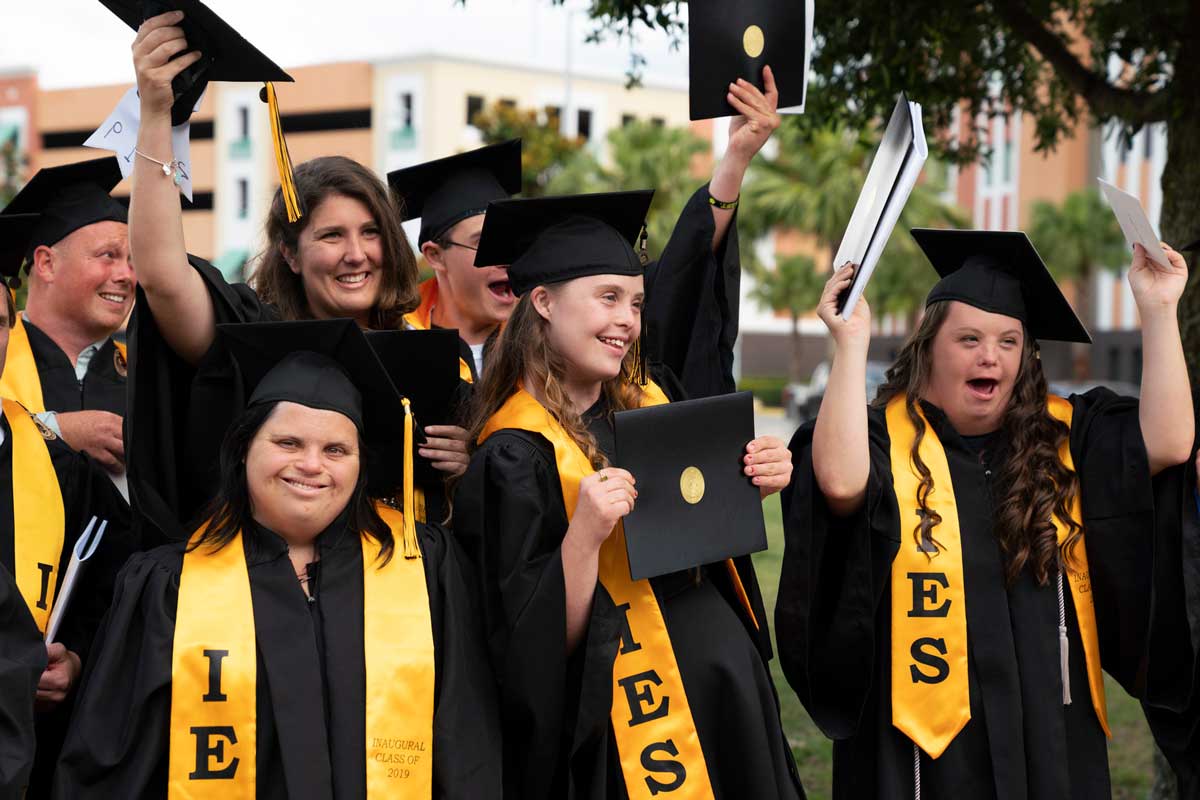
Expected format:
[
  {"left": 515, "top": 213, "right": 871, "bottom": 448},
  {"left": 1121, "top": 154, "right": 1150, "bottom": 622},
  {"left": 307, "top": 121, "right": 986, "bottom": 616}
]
[{"left": 454, "top": 191, "right": 804, "bottom": 800}]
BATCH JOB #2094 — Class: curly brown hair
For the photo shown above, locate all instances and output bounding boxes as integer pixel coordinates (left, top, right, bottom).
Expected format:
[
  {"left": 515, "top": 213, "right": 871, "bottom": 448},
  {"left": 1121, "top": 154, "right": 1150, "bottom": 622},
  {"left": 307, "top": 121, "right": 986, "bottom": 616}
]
[
  {"left": 249, "top": 156, "right": 420, "bottom": 329},
  {"left": 465, "top": 287, "right": 647, "bottom": 469},
  {"left": 873, "top": 301, "right": 1083, "bottom": 586}
]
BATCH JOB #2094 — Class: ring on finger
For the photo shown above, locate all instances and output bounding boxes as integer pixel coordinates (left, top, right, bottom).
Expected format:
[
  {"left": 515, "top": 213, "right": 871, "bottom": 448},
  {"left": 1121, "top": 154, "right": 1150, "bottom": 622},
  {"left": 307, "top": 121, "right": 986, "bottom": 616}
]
[{"left": 598, "top": 470, "right": 608, "bottom": 482}]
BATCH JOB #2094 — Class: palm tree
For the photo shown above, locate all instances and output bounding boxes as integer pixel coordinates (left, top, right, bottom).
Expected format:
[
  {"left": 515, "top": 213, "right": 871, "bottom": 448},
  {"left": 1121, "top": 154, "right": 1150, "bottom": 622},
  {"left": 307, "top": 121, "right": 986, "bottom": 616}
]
[
  {"left": 741, "top": 121, "right": 966, "bottom": 327},
  {"left": 1029, "top": 188, "right": 1129, "bottom": 331},
  {"left": 747, "top": 253, "right": 825, "bottom": 382}
]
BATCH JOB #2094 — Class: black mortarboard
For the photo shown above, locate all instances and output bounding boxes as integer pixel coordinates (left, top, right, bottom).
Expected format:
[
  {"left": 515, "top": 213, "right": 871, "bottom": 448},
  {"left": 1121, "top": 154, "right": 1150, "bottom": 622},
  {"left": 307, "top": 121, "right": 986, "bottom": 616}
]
[
  {"left": 615, "top": 391, "right": 766, "bottom": 580},
  {"left": 687, "top": 0, "right": 810, "bottom": 120},
  {"left": 0, "top": 157, "right": 128, "bottom": 279},
  {"left": 912, "top": 228, "right": 1091, "bottom": 344},
  {"left": 364, "top": 328, "right": 460, "bottom": 485},
  {"left": 473, "top": 190, "right": 654, "bottom": 296},
  {"left": 99, "top": 0, "right": 293, "bottom": 126},
  {"left": 0, "top": 214, "right": 39, "bottom": 280},
  {"left": 101, "top": 1, "right": 303, "bottom": 221},
  {"left": 388, "top": 140, "right": 523, "bottom": 246}
]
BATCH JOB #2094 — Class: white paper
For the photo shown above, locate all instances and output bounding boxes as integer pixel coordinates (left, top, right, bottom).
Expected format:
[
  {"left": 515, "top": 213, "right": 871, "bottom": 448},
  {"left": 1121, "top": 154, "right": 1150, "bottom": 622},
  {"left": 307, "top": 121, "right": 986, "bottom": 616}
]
[
  {"left": 83, "top": 86, "right": 200, "bottom": 202},
  {"left": 837, "top": 96, "right": 929, "bottom": 319},
  {"left": 1097, "top": 178, "right": 1171, "bottom": 269},
  {"left": 45, "top": 517, "right": 106, "bottom": 644},
  {"left": 777, "top": 0, "right": 815, "bottom": 115}
]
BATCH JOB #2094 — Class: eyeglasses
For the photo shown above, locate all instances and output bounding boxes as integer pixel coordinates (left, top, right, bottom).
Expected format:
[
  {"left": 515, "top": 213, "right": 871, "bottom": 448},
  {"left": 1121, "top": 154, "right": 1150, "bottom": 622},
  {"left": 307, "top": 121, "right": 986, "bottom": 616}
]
[{"left": 442, "top": 240, "right": 478, "bottom": 252}]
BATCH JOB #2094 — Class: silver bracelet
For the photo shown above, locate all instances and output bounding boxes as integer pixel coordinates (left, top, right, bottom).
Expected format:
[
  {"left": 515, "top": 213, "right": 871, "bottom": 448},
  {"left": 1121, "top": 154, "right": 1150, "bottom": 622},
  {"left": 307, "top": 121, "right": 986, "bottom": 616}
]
[{"left": 134, "top": 148, "right": 185, "bottom": 186}]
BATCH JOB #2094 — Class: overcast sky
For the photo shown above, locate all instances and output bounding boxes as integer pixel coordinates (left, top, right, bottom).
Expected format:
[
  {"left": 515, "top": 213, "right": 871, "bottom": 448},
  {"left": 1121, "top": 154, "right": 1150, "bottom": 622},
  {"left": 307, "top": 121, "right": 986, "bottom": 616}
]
[{"left": 1, "top": 0, "right": 692, "bottom": 90}]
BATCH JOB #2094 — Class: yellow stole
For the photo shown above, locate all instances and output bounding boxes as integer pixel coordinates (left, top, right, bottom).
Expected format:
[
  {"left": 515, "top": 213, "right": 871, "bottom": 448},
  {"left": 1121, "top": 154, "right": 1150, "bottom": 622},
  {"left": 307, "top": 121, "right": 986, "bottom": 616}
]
[
  {"left": 168, "top": 504, "right": 435, "bottom": 798},
  {"left": 479, "top": 383, "right": 761, "bottom": 798},
  {"left": 887, "top": 394, "right": 1109, "bottom": 759},
  {"left": 0, "top": 311, "right": 128, "bottom": 413},
  {"left": 402, "top": 279, "right": 475, "bottom": 383},
  {"left": 3, "top": 398, "right": 66, "bottom": 632}
]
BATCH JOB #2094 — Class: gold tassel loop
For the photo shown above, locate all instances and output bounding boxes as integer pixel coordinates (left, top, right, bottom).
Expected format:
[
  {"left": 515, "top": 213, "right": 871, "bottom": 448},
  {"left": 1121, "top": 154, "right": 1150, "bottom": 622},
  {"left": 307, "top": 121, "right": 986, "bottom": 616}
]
[
  {"left": 401, "top": 398, "right": 421, "bottom": 560},
  {"left": 263, "top": 82, "right": 302, "bottom": 223}
]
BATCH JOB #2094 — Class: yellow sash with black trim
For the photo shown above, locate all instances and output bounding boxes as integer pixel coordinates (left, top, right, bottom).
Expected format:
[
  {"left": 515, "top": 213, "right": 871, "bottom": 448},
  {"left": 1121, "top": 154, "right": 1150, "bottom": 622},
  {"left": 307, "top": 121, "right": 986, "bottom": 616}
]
[
  {"left": 167, "top": 504, "right": 435, "bottom": 798},
  {"left": 3, "top": 398, "right": 65, "bottom": 632},
  {"left": 403, "top": 279, "right": 475, "bottom": 383},
  {"left": 0, "top": 312, "right": 128, "bottom": 413},
  {"left": 887, "top": 393, "right": 1108, "bottom": 760},
  {"left": 479, "top": 383, "right": 760, "bottom": 798}
]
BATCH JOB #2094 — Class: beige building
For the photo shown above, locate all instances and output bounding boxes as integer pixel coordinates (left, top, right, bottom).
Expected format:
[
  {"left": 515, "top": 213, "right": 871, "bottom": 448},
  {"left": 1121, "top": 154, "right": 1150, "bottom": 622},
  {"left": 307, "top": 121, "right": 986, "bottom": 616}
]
[{"left": 1, "top": 55, "right": 694, "bottom": 278}]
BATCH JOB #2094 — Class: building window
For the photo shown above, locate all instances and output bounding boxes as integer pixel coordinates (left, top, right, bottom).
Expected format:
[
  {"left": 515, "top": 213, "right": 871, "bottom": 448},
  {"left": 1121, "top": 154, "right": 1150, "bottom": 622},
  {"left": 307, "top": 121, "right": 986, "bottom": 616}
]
[
  {"left": 498, "top": 98, "right": 517, "bottom": 110},
  {"left": 466, "top": 95, "right": 484, "bottom": 126},
  {"left": 1003, "top": 140, "right": 1013, "bottom": 184},
  {"left": 238, "top": 106, "right": 250, "bottom": 140},
  {"left": 391, "top": 92, "right": 416, "bottom": 150},
  {"left": 577, "top": 108, "right": 593, "bottom": 141},
  {"left": 237, "top": 178, "right": 249, "bottom": 220},
  {"left": 621, "top": 113, "right": 636, "bottom": 127},
  {"left": 400, "top": 92, "right": 413, "bottom": 129},
  {"left": 544, "top": 105, "right": 562, "bottom": 130},
  {"left": 650, "top": 116, "right": 665, "bottom": 128}
]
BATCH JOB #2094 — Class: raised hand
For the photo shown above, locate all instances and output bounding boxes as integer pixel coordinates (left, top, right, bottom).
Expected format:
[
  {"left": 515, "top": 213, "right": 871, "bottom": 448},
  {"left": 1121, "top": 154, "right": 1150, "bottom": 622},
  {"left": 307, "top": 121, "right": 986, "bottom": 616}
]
[
  {"left": 725, "top": 65, "right": 783, "bottom": 166},
  {"left": 817, "top": 263, "right": 872, "bottom": 352},
  {"left": 131, "top": 10, "right": 203, "bottom": 119},
  {"left": 1128, "top": 242, "right": 1188, "bottom": 313}
]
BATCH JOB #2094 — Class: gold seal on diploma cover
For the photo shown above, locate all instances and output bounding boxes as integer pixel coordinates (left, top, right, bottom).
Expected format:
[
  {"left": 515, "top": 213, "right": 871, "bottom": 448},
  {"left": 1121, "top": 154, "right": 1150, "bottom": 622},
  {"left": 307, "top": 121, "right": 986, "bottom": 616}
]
[
  {"left": 743, "top": 25, "right": 765, "bottom": 58},
  {"left": 680, "top": 466, "right": 705, "bottom": 505}
]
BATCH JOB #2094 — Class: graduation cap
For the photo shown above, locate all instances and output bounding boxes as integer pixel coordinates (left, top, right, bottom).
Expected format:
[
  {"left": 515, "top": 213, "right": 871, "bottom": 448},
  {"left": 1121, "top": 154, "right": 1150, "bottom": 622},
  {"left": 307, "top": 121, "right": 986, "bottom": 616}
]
[
  {"left": 217, "top": 319, "right": 425, "bottom": 557},
  {"left": 473, "top": 190, "right": 655, "bottom": 296},
  {"left": 615, "top": 390, "right": 766, "bottom": 579},
  {"left": 911, "top": 228, "right": 1091, "bottom": 344},
  {"left": 687, "top": 0, "right": 812, "bottom": 120},
  {"left": 99, "top": 0, "right": 302, "bottom": 221},
  {"left": 388, "top": 139, "right": 523, "bottom": 246},
  {"left": 0, "top": 157, "right": 128, "bottom": 285},
  {"left": 364, "top": 328, "right": 461, "bottom": 485}
]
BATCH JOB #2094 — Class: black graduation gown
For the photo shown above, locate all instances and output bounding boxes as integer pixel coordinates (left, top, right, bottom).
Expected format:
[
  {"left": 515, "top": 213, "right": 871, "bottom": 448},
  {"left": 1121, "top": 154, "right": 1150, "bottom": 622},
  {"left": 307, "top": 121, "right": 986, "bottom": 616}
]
[
  {"left": 1138, "top": 439, "right": 1200, "bottom": 798},
  {"left": 453, "top": 377, "right": 802, "bottom": 800},
  {"left": 0, "top": 412, "right": 135, "bottom": 798},
  {"left": 0, "top": 565, "right": 47, "bottom": 799},
  {"left": 124, "top": 257, "right": 454, "bottom": 541},
  {"left": 20, "top": 317, "right": 127, "bottom": 418},
  {"left": 53, "top": 516, "right": 502, "bottom": 799},
  {"left": 775, "top": 389, "right": 1195, "bottom": 799}
]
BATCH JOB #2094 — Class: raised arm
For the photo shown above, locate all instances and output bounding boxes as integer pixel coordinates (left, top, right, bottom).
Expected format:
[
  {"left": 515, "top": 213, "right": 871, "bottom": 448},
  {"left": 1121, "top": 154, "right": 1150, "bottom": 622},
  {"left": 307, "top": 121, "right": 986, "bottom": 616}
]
[
  {"left": 1129, "top": 242, "right": 1193, "bottom": 475},
  {"left": 129, "top": 11, "right": 216, "bottom": 364},
  {"left": 710, "top": 65, "right": 781, "bottom": 251},
  {"left": 811, "top": 264, "right": 873, "bottom": 516}
]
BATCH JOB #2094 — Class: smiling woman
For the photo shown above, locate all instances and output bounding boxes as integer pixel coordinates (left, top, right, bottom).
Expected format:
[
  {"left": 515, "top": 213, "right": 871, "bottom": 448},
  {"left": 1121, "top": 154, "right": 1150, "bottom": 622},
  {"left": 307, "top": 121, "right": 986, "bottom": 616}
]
[{"left": 122, "top": 11, "right": 433, "bottom": 545}]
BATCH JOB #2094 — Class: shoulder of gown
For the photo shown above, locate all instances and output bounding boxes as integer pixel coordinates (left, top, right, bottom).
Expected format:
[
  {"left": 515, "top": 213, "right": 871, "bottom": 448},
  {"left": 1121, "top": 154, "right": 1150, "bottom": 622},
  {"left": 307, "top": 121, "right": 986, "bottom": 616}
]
[{"left": 53, "top": 544, "right": 185, "bottom": 797}]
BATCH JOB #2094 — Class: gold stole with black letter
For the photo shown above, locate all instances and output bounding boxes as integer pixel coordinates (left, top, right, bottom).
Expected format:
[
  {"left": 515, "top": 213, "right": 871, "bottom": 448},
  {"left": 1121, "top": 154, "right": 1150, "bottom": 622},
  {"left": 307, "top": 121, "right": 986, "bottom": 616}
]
[
  {"left": 2, "top": 398, "right": 66, "bottom": 632},
  {"left": 887, "top": 393, "right": 1109, "bottom": 759},
  {"left": 403, "top": 279, "right": 475, "bottom": 384},
  {"left": 167, "top": 504, "right": 435, "bottom": 798},
  {"left": 479, "top": 383, "right": 761, "bottom": 798},
  {"left": 0, "top": 311, "right": 127, "bottom": 413}
]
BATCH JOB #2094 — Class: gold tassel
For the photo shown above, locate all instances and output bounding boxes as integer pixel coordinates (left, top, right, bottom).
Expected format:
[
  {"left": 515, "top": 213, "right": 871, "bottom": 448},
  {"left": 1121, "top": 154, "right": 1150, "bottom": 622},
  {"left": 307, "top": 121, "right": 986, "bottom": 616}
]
[
  {"left": 401, "top": 398, "right": 421, "bottom": 559},
  {"left": 263, "top": 82, "right": 302, "bottom": 223}
]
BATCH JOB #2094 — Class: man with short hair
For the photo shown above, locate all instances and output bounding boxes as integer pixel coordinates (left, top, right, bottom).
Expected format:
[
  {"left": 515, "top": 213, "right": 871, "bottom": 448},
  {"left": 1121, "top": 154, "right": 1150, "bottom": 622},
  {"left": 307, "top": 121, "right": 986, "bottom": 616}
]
[
  {"left": 0, "top": 157, "right": 134, "bottom": 486},
  {"left": 0, "top": 223, "right": 133, "bottom": 795}
]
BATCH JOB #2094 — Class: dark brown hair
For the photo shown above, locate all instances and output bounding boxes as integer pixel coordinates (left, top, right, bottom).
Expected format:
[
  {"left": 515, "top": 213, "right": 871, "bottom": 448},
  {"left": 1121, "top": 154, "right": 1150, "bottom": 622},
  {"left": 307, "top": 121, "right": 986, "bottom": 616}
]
[
  {"left": 465, "top": 287, "right": 647, "bottom": 469},
  {"left": 191, "top": 401, "right": 394, "bottom": 565},
  {"left": 874, "top": 300, "right": 1082, "bottom": 586},
  {"left": 250, "top": 156, "right": 420, "bottom": 329}
]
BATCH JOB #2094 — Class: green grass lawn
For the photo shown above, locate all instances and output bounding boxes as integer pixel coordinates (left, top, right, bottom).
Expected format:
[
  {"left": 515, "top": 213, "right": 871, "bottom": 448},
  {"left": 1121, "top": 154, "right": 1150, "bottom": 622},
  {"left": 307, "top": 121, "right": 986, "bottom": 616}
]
[{"left": 751, "top": 498, "right": 1156, "bottom": 799}]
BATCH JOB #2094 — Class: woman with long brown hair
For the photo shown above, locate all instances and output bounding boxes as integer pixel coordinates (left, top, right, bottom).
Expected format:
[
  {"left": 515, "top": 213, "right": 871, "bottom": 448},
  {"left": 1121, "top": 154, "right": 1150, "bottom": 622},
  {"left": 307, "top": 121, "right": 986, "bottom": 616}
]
[
  {"left": 123, "top": 12, "right": 468, "bottom": 542},
  {"left": 454, "top": 191, "right": 804, "bottom": 800},
  {"left": 775, "top": 229, "right": 1197, "bottom": 798}
]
